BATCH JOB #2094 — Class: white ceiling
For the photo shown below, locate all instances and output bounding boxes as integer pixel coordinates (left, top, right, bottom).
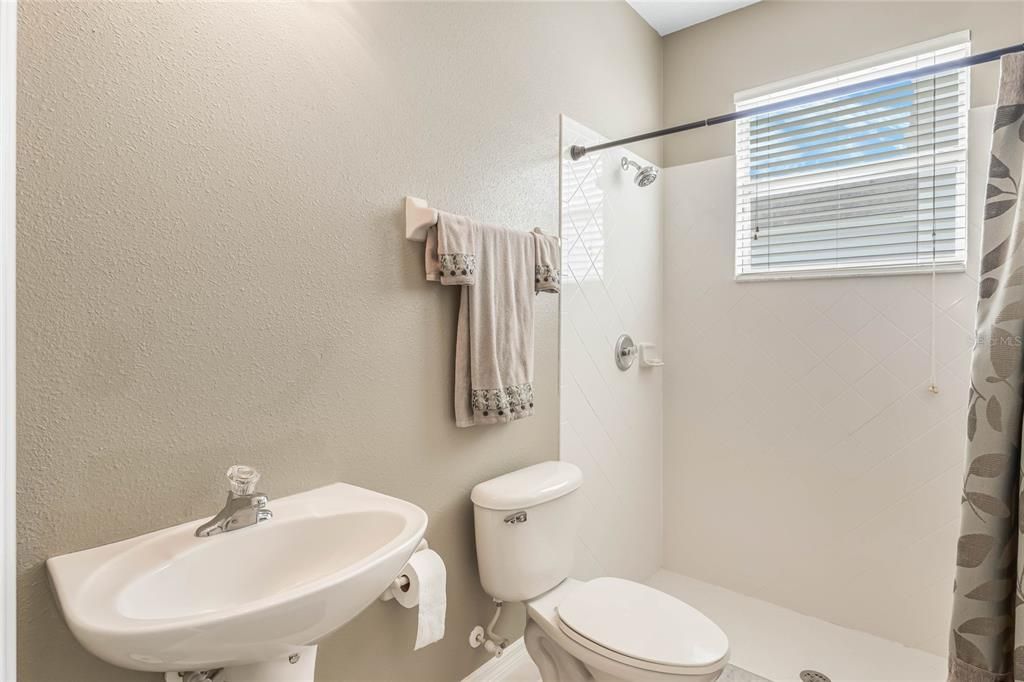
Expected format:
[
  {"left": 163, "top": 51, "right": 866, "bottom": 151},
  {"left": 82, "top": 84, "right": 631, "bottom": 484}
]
[{"left": 626, "top": 0, "right": 761, "bottom": 36}]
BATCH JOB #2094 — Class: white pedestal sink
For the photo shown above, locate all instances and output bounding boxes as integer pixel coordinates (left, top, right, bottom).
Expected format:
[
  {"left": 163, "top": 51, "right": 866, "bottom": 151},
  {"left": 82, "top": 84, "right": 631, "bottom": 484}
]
[{"left": 47, "top": 482, "right": 428, "bottom": 681}]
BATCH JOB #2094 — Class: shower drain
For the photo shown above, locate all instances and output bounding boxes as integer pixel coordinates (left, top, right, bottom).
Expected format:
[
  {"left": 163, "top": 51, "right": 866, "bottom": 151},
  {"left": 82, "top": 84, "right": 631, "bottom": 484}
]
[{"left": 800, "top": 671, "right": 832, "bottom": 682}]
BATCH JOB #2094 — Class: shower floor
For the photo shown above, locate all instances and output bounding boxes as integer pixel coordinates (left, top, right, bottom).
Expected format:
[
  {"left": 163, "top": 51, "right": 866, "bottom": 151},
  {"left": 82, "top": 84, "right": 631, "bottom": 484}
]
[
  {"left": 489, "top": 570, "right": 944, "bottom": 682},
  {"left": 648, "top": 570, "right": 945, "bottom": 682}
]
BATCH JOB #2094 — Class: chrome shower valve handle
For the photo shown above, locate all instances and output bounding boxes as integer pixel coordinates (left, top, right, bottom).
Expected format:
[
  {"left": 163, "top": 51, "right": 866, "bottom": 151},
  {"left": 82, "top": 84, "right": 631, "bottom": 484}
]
[{"left": 615, "top": 334, "right": 637, "bottom": 371}]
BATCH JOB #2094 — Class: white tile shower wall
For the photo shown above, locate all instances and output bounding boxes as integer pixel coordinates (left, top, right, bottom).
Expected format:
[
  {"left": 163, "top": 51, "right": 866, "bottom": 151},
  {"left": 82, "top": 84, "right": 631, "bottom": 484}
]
[
  {"left": 662, "top": 106, "right": 995, "bottom": 657},
  {"left": 559, "top": 117, "right": 663, "bottom": 581}
]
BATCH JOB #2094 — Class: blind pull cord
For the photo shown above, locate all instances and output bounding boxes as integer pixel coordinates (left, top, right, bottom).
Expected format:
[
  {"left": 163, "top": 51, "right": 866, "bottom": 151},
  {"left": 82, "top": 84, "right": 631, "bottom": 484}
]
[{"left": 929, "top": 259, "right": 939, "bottom": 394}]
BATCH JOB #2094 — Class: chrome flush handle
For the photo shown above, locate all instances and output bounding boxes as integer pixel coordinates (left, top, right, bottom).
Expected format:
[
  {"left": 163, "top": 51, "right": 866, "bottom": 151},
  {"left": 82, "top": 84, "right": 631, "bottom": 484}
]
[{"left": 504, "top": 511, "right": 527, "bottom": 525}]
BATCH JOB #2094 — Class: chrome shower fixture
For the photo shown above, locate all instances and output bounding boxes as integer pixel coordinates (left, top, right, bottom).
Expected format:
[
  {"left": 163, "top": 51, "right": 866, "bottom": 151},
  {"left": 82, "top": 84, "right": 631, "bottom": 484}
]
[{"left": 620, "top": 156, "right": 658, "bottom": 187}]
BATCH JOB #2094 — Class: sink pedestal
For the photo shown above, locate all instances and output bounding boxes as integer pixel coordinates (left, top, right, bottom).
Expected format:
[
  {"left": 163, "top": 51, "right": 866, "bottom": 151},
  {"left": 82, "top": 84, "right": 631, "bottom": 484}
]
[{"left": 164, "top": 646, "right": 318, "bottom": 682}]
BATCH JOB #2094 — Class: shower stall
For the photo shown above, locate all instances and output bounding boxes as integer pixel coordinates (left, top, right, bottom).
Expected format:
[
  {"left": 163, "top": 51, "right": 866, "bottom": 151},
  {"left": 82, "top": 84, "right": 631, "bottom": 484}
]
[{"left": 555, "top": 34, "right": 1024, "bottom": 680}]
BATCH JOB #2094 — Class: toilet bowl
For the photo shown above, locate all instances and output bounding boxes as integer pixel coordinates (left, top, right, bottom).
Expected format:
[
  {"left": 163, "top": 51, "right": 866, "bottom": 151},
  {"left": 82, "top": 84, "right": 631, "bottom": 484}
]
[
  {"left": 524, "top": 578, "right": 728, "bottom": 682},
  {"left": 471, "top": 462, "right": 729, "bottom": 682}
]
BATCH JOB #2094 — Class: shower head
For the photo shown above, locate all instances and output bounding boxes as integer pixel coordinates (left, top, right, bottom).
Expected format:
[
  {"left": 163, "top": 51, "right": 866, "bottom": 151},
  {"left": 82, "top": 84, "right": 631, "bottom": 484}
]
[
  {"left": 620, "top": 156, "right": 658, "bottom": 187},
  {"left": 635, "top": 166, "right": 658, "bottom": 187}
]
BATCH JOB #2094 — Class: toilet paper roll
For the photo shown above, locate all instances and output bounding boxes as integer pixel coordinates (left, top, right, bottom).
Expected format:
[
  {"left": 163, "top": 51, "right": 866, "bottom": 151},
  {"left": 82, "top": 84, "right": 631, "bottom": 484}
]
[{"left": 394, "top": 548, "right": 447, "bottom": 650}]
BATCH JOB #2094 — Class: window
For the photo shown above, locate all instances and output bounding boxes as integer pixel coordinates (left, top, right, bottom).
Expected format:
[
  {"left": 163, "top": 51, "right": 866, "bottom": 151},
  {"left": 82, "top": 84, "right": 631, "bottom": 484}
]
[{"left": 735, "top": 33, "right": 970, "bottom": 280}]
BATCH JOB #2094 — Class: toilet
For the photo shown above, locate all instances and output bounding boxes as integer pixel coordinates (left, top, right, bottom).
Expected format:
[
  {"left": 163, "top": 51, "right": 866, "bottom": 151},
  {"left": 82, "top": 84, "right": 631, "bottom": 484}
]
[{"left": 471, "top": 461, "right": 729, "bottom": 682}]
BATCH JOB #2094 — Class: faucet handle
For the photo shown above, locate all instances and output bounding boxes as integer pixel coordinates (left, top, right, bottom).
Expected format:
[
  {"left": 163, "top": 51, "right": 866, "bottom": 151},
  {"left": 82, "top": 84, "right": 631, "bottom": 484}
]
[{"left": 226, "top": 465, "right": 261, "bottom": 496}]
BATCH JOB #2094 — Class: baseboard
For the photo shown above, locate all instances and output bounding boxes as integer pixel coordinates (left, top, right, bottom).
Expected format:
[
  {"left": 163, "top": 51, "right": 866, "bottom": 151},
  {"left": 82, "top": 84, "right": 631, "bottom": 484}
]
[{"left": 461, "top": 638, "right": 530, "bottom": 682}]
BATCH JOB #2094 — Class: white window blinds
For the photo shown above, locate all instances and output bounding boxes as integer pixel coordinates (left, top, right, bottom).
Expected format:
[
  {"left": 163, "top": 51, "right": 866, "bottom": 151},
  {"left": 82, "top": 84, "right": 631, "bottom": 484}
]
[{"left": 735, "top": 34, "right": 970, "bottom": 280}]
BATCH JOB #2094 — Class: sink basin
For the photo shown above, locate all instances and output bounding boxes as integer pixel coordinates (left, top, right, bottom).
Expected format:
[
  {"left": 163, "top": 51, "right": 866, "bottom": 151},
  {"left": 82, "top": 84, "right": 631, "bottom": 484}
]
[{"left": 47, "top": 482, "right": 428, "bottom": 673}]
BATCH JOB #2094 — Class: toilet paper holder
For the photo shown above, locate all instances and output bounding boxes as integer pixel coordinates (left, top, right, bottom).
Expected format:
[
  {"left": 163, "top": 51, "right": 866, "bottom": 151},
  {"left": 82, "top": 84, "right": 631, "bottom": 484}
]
[{"left": 379, "top": 538, "right": 430, "bottom": 602}]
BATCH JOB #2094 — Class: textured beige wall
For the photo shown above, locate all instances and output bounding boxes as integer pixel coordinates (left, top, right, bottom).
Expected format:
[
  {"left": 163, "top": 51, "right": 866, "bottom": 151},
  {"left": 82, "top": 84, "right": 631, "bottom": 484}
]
[
  {"left": 15, "top": 3, "right": 661, "bottom": 681},
  {"left": 662, "top": 0, "right": 1024, "bottom": 166}
]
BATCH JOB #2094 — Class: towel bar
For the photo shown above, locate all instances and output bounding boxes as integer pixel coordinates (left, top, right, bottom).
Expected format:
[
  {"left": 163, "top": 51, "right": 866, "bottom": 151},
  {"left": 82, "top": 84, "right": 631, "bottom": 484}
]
[
  {"left": 405, "top": 196, "right": 437, "bottom": 242},
  {"left": 404, "top": 196, "right": 560, "bottom": 243}
]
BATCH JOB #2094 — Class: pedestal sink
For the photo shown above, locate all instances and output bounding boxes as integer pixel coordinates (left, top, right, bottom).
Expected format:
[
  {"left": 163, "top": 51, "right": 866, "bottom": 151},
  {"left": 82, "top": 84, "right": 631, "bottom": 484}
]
[{"left": 47, "top": 482, "right": 428, "bottom": 680}]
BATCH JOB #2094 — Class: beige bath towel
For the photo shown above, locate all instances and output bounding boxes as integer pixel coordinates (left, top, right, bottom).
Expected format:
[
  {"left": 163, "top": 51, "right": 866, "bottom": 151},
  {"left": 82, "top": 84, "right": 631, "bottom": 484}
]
[
  {"left": 532, "top": 228, "right": 560, "bottom": 294},
  {"left": 426, "top": 211, "right": 556, "bottom": 427}
]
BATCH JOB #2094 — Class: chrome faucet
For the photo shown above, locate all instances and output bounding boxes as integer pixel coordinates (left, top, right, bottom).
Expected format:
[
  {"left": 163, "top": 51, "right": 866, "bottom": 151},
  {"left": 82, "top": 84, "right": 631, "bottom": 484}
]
[{"left": 195, "top": 465, "right": 273, "bottom": 537}]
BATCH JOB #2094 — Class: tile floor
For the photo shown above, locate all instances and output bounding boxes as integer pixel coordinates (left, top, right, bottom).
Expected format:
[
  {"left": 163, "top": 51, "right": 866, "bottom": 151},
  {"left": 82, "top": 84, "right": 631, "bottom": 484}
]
[{"left": 509, "top": 657, "right": 767, "bottom": 682}]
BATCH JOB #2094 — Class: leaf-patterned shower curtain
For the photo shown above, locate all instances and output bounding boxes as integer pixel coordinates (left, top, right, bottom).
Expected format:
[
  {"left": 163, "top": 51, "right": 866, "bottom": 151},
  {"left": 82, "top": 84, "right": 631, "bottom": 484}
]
[{"left": 950, "top": 53, "right": 1024, "bottom": 682}]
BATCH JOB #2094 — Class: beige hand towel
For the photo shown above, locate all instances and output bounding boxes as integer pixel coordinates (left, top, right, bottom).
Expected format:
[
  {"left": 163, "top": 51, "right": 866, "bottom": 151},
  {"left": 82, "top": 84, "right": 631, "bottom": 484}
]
[
  {"left": 427, "top": 213, "right": 538, "bottom": 427},
  {"left": 425, "top": 212, "right": 478, "bottom": 285},
  {"left": 532, "top": 228, "right": 560, "bottom": 294}
]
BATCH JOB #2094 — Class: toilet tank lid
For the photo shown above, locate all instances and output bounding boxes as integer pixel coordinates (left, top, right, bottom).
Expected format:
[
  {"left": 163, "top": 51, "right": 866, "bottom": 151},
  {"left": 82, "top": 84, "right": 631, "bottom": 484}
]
[{"left": 471, "top": 461, "right": 582, "bottom": 511}]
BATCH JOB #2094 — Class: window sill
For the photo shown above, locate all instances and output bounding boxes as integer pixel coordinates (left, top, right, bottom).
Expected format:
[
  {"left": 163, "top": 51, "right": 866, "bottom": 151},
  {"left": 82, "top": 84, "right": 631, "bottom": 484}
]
[{"left": 735, "top": 262, "right": 967, "bottom": 282}]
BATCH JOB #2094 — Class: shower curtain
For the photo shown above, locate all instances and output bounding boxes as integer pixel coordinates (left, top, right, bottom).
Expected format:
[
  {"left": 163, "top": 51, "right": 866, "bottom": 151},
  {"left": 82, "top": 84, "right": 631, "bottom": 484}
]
[{"left": 950, "top": 52, "right": 1024, "bottom": 682}]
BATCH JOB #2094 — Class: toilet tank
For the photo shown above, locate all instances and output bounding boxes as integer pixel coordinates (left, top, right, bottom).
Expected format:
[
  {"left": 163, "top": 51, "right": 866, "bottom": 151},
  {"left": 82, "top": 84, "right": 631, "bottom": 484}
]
[{"left": 471, "top": 461, "right": 583, "bottom": 602}]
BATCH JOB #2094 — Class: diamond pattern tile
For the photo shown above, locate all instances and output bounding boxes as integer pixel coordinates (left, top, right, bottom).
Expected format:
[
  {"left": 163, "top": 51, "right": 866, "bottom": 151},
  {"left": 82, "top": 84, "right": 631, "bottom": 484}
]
[
  {"left": 559, "top": 116, "right": 662, "bottom": 582},
  {"left": 853, "top": 314, "right": 909, "bottom": 363}
]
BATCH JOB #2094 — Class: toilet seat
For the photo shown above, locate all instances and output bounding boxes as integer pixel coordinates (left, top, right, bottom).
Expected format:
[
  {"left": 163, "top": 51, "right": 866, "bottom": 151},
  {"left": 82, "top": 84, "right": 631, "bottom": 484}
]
[{"left": 554, "top": 577, "right": 729, "bottom": 676}]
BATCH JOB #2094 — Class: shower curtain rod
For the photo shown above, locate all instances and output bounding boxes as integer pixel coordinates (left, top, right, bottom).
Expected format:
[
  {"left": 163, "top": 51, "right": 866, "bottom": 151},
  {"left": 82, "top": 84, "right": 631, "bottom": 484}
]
[{"left": 569, "top": 42, "right": 1024, "bottom": 161}]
